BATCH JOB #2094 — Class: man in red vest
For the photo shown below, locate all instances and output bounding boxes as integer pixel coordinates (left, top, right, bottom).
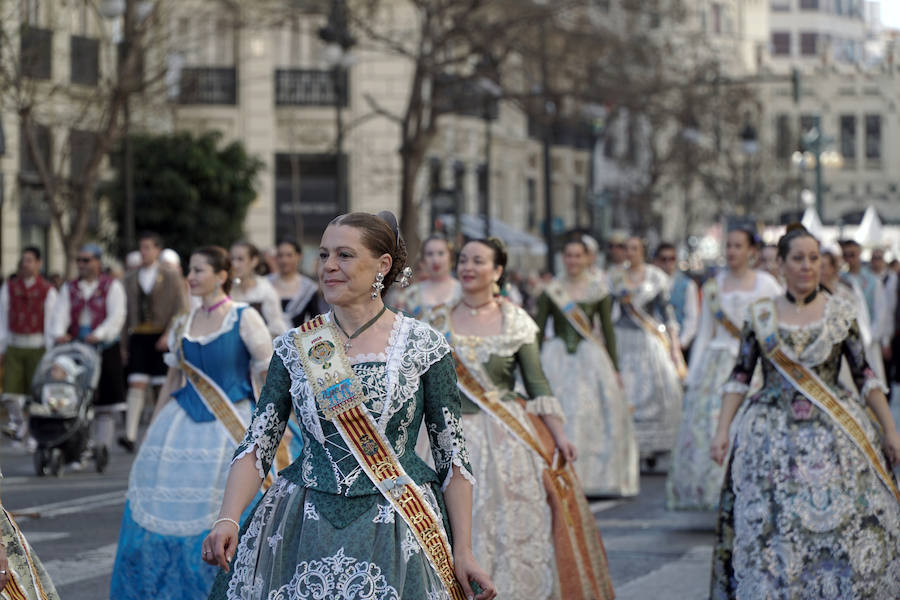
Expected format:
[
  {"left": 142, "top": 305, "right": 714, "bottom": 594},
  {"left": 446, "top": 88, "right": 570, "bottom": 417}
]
[
  {"left": 0, "top": 247, "right": 58, "bottom": 447},
  {"left": 49, "top": 243, "right": 126, "bottom": 469}
]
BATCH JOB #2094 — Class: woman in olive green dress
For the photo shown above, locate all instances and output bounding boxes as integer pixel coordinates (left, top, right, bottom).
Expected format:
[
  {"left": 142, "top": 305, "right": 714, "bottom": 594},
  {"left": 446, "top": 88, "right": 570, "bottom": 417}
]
[{"left": 536, "top": 236, "right": 639, "bottom": 497}]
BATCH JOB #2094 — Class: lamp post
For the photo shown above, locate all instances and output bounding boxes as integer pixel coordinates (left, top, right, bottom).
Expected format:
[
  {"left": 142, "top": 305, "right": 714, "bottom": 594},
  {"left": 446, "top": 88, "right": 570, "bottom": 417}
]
[
  {"left": 475, "top": 57, "right": 501, "bottom": 238},
  {"left": 319, "top": 0, "right": 356, "bottom": 212},
  {"left": 791, "top": 126, "right": 843, "bottom": 219},
  {"left": 739, "top": 118, "right": 759, "bottom": 215}
]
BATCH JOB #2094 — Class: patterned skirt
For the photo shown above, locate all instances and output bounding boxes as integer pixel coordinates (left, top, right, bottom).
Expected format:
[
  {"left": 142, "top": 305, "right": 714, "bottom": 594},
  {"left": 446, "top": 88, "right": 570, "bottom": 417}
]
[
  {"left": 711, "top": 395, "right": 900, "bottom": 599},
  {"left": 110, "top": 400, "right": 255, "bottom": 600},
  {"left": 666, "top": 346, "right": 736, "bottom": 510},
  {"left": 208, "top": 478, "right": 450, "bottom": 599},
  {"left": 615, "top": 325, "right": 684, "bottom": 456},
  {"left": 541, "top": 338, "right": 639, "bottom": 497},
  {"left": 0, "top": 507, "right": 59, "bottom": 600}
]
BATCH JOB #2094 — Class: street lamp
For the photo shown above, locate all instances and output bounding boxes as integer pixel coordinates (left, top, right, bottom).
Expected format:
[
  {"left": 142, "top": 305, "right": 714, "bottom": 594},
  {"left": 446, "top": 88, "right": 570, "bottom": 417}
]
[
  {"left": 319, "top": 0, "right": 356, "bottom": 213},
  {"left": 790, "top": 125, "right": 843, "bottom": 219},
  {"left": 739, "top": 119, "right": 759, "bottom": 214},
  {"left": 475, "top": 56, "right": 501, "bottom": 238}
]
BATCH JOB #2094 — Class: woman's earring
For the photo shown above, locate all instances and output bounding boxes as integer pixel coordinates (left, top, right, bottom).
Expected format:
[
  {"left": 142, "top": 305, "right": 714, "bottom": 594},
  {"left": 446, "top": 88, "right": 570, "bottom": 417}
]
[
  {"left": 371, "top": 272, "right": 385, "bottom": 300},
  {"left": 398, "top": 266, "right": 413, "bottom": 288}
]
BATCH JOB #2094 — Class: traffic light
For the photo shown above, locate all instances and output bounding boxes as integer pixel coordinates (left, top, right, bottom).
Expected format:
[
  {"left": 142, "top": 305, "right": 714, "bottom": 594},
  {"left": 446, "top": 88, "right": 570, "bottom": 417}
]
[{"left": 791, "top": 68, "right": 800, "bottom": 104}]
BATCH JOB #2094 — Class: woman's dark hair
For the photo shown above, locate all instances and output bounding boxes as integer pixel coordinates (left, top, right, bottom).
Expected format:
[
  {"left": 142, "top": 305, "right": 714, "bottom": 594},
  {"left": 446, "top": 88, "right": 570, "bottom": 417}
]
[
  {"left": 277, "top": 238, "right": 302, "bottom": 254},
  {"left": 193, "top": 246, "right": 233, "bottom": 294},
  {"left": 729, "top": 226, "right": 761, "bottom": 248},
  {"left": 464, "top": 237, "right": 508, "bottom": 287},
  {"left": 563, "top": 234, "right": 589, "bottom": 254},
  {"left": 231, "top": 240, "right": 264, "bottom": 275},
  {"left": 329, "top": 212, "right": 408, "bottom": 296},
  {"left": 776, "top": 223, "right": 819, "bottom": 260},
  {"left": 422, "top": 233, "right": 454, "bottom": 257}
]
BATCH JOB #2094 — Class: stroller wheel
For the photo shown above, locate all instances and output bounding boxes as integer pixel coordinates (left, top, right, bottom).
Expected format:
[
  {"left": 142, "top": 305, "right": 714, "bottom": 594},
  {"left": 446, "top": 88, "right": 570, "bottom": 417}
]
[
  {"left": 33, "top": 448, "right": 47, "bottom": 477},
  {"left": 48, "top": 448, "right": 64, "bottom": 477}
]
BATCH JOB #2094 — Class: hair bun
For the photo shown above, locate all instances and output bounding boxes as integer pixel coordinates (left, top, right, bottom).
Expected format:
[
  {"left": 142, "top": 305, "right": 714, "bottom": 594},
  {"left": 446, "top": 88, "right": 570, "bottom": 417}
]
[{"left": 785, "top": 222, "right": 808, "bottom": 234}]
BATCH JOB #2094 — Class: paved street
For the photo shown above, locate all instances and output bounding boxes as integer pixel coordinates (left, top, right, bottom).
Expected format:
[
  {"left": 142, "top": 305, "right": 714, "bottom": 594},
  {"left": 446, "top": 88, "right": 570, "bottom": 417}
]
[{"left": 1, "top": 437, "right": 715, "bottom": 600}]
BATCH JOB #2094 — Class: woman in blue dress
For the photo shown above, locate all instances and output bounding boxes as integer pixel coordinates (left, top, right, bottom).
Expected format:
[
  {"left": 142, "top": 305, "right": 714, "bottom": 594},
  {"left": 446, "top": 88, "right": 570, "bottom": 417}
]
[{"left": 110, "top": 246, "right": 275, "bottom": 599}]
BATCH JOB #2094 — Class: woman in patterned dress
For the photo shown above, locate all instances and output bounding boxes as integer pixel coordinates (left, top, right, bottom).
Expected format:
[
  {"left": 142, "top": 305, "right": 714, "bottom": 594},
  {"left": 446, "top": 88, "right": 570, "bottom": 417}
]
[
  {"left": 666, "top": 228, "right": 781, "bottom": 510},
  {"left": 536, "top": 236, "right": 638, "bottom": 497},
  {"left": 709, "top": 226, "right": 900, "bottom": 599},
  {"left": 609, "top": 236, "right": 684, "bottom": 464},
  {"left": 110, "top": 247, "right": 274, "bottom": 599},
  {"left": 204, "top": 213, "right": 495, "bottom": 600},
  {"left": 395, "top": 233, "right": 461, "bottom": 317},
  {"left": 433, "top": 238, "right": 613, "bottom": 600}
]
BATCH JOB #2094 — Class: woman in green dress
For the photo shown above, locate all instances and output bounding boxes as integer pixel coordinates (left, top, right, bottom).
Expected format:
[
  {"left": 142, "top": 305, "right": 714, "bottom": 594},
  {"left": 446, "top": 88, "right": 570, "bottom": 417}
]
[
  {"left": 427, "top": 238, "right": 613, "bottom": 600},
  {"left": 536, "top": 236, "right": 638, "bottom": 497},
  {"left": 204, "top": 212, "right": 495, "bottom": 600}
]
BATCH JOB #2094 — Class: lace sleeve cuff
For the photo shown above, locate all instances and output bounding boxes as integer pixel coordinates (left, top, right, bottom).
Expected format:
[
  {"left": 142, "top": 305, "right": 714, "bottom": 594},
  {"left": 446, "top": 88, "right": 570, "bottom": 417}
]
[
  {"left": 860, "top": 376, "right": 889, "bottom": 400},
  {"left": 232, "top": 443, "right": 267, "bottom": 480},
  {"left": 526, "top": 395, "right": 565, "bottom": 421},
  {"left": 440, "top": 457, "right": 477, "bottom": 492},
  {"left": 721, "top": 381, "right": 750, "bottom": 395}
]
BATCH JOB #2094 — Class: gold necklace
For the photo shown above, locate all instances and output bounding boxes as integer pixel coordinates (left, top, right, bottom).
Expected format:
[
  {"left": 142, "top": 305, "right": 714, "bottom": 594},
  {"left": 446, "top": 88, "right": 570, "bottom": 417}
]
[{"left": 461, "top": 299, "right": 494, "bottom": 317}]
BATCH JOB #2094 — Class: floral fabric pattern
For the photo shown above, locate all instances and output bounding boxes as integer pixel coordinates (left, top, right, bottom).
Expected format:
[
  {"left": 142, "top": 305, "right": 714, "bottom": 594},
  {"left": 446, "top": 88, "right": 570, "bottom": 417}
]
[{"left": 711, "top": 295, "right": 900, "bottom": 599}]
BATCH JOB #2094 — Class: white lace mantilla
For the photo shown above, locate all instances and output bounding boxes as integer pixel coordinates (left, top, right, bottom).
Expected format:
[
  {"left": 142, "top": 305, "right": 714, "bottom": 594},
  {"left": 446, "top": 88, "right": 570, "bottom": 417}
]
[
  {"left": 263, "top": 312, "right": 456, "bottom": 495},
  {"left": 767, "top": 294, "right": 856, "bottom": 367}
]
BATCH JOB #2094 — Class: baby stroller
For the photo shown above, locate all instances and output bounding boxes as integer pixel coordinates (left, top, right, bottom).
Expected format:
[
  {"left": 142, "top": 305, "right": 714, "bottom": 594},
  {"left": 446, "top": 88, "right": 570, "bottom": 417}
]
[{"left": 27, "top": 343, "right": 101, "bottom": 476}]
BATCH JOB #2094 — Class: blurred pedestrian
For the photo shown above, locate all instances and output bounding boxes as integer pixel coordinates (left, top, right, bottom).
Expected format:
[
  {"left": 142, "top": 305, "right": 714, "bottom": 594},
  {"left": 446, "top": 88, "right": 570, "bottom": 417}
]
[
  {"left": 110, "top": 246, "right": 275, "bottom": 600},
  {"left": 395, "top": 232, "right": 459, "bottom": 317},
  {"left": 49, "top": 244, "right": 125, "bottom": 466},
  {"left": 758, "top": 243, "right": 780, "bottom": 282},
  {"left": 267, "top": 239, "right": 322, "bottom": 328},
  {"left": 654, "top": 242, "right": 699, "bottom": 353},
  {"left": 666, "top": 228, "right": 781, "bottom": 511},
  {"left": 710, "top": 225, "right": 900, "bottom": 598},
  {"left": 609, "top": 237, "right": 684, "bottom": 467},
  {"left": 230, "top": 241, "right": 289, "bottom": 338},
  {"left": 536, "top": 235, "right": 638, "bottom": 497},
  {"left": 0, "top": 247, "right": 57, "bottom": 448},
  {"left": 871, "top": 248, "right": 897, "bottom": 392},
  {"left": 119, "top": 232, "right": 189, "bottom": 453},
  {"left": 840, "top": 239, "right": 889, "bottom": 386}
]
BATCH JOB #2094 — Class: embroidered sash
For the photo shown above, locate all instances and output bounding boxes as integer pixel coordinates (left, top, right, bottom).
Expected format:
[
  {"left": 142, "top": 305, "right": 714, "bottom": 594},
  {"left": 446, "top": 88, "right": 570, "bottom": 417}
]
[
  {"left": 174, "top": 315, "right": 290, "bottom": 490},
  {"left": 750, "top": 299, "right": 900, "bottom": 503},
  {"left": 544, "top": 280, "right": 610, "bottom": 353},
  {"left": 703, "top": 278, "right": 742, "bottom": 339},
  {"left": 2, "top": 508, "right": 51, "bottom": 600},
  {"left": 619, "top": 292, "right": 688, "bottom": 380},
  {"left": 294, "top": 316, "right": 466, "bottom": 600}
]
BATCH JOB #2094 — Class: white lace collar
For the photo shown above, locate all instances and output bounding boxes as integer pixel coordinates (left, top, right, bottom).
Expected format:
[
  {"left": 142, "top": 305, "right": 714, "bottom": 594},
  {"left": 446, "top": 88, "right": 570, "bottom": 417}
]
[
  {"left": 451, "top": 299, "right": 538, "bottom": 363},
  {"left": 345, "top": 311, "right": 403, "bottom": 365},
  {"left": 775, "top": 294, "right": 855, "bottom": 366},
  {"left": 555, "top": 272, "right": 609, "bottom": 302},
  {"left": 183, "top": 303, "right": 246, "bottom": 344}
]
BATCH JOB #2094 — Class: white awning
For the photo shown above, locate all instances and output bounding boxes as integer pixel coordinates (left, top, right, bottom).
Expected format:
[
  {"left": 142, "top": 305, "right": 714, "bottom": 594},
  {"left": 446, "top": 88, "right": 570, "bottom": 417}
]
[{"left": 438, "top": 214, "right": 547, "bottom": 255}]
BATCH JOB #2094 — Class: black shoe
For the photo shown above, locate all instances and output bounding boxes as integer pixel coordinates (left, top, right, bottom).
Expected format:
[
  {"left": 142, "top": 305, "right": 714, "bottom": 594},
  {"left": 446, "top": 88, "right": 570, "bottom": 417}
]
[
  {"left": 95, "top": 445, "right": 109, "bottom": 473},
  {"left": 117, "top": 436, "right": 135, "bottom": 453}
]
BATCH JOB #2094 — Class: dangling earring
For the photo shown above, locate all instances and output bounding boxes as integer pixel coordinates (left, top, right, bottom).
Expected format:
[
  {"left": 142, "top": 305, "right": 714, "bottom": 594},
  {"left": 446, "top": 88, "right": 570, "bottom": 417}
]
[
  {"left": 491, "top": 279, "right": 500, "bottom": 296},
  {"left": 371, "top": 272, "right": 385, "bottom": 300}
]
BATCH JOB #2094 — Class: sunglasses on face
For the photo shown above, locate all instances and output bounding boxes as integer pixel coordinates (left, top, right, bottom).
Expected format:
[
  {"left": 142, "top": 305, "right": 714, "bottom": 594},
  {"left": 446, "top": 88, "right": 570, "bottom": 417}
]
[{"left": 76, "top": 257, "right": 94, "bottom": 264}]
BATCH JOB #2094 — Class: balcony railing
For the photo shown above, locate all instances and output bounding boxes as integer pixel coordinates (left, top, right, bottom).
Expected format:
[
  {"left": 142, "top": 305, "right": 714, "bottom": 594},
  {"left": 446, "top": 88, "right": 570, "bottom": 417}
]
[
  {"left": 178, "top": 67, "right": 237, "bottom": 105},
  {"left": 275, "top": 69, "right": 347, "bottom": 107}
]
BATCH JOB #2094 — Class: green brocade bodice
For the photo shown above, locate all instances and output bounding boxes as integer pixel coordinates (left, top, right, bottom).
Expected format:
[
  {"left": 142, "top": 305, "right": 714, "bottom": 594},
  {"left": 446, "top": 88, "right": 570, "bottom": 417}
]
[{"left": 535, "top": 292, "right": 618, "bottom": 369}]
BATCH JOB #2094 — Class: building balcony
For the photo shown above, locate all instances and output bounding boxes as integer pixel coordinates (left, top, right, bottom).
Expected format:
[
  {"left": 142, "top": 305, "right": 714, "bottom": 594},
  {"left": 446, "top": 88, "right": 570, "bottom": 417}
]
[
  {"left": 275, "top": 69, "right": 347, "bottom": 107},
  {"left": 178, "top": 67, "right": 237, "bottom": 105}
]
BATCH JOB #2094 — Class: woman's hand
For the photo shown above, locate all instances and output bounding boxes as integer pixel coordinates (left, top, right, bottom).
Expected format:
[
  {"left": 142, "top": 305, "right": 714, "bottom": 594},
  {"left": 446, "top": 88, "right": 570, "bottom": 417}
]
[
  {"left": 553, "top": 431, "right": 577, "bottom": 464},
  {"left": 201, "top": 520, "right": 240, "bottom": 572},
  {"left": 0, "top": 542, "right": 9, "bottom": 591},
  {"left": 884, "top": 428, "right": 900, "bottom": 467},
  {"left": 710, "top": 429, "right": 729, "bottom": 466},
  {"left": 453, "top": 548, "right": 496, "bottom": 600}
]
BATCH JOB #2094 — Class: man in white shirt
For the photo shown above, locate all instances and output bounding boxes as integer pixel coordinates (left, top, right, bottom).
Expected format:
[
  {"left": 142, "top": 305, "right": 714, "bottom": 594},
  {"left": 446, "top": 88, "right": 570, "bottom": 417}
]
[
  {"left": 0, "top": 247, "right": 57, "bottom": 447},
  {"left": 871, "top": 248, "right": 898, "bottom": 394},
  {"left": 50, "top": 243, "right": 126, "bottom": 469}
]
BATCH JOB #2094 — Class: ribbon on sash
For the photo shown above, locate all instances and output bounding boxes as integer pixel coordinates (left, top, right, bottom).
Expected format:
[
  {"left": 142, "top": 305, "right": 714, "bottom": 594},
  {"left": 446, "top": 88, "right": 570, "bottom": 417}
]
[
  {"left": 544, "top": 280, "right": 612, "bottom": 354},
  {"left": 173, "top": 314, "right": 290, "bottom": 490},
  {"left": 294, "top": 316, "right": 466, "bottom": 600},
  {"left": 750, "top": 299, "right": 900, "bottom": 503},
  {"left": 618, "top": 291, "right": 688, "bottom": 380},
  {"left": 2, "top": 507, "right": 51, "bottom": 600},
  {"left": 703, "top": 278, "right": 742, "bottom": 339}
]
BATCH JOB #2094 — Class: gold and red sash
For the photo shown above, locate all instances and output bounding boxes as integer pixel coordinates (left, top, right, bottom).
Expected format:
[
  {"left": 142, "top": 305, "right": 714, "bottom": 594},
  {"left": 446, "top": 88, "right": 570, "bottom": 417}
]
[
  {"left": 2, "top": 508, "right": 51, "bottom": 600},
  {"left": 703, "top": 278, "right": 742, "bottom": 339},
  {"left": 294, "top": 315, "right": 466, "bottom": 600},
  {"left": 619, "top": 291, "right": 688, "bottom": 380},
  {"left": 174, "top": 313, "right": 290, "bottom": 490},
  {"left": 544, "top": 280, "right": 610, "bottom": 352},
  {"left": 750, "top": 299, "right": 900, "bottom": 503}
]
